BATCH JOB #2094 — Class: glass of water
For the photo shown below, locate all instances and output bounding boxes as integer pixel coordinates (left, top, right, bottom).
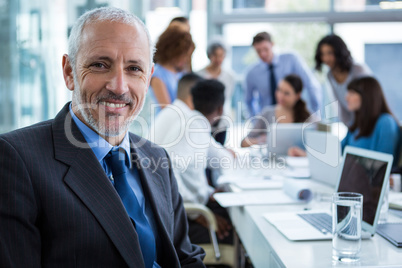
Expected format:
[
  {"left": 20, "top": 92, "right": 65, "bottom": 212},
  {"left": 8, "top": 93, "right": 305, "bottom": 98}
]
[{"left": 332, "top": 192, "right": 363, "bottom": 263}]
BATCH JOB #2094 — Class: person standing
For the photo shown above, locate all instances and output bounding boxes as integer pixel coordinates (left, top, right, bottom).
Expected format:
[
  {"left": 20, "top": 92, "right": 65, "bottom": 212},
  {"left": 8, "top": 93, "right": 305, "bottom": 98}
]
[
  {"left": 150, "top": 25, "right": 195, "bottom": 110},
  {"left": 245, "top": 31, "right": 322, "bottom": 117},
  {"left": 315, "top": 34, "right": 372, "bottom": 126},
  {"left": 198, "top": 40, "right": 236, "bottom": 119}
]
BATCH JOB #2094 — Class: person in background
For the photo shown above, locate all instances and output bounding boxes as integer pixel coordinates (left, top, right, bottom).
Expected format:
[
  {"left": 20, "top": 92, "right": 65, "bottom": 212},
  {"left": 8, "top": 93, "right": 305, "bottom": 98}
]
[
  {"left": 242, "top": 74, "right": 313, "bottom": 147},
  {"left": 341, "top": 76, "right": 399, "bottom": 159},
  {"left": 152, "top": 75, "right": 234, "bottom": 245},
  {"left": 169, "top": 16, "right": 190, "bottom": 32},
  {"left": 168, "top": 16, "right": 192, "bottom": 72},
  {"left": 0, "top": 7, "right": 205, "bottom": 267},
  {"left": 198, "top": 40, "right": 236, "bottom": 120},
  {"left": 150, "top": 25, "right": 195, "bottom": 109},
  {"left": 245, "top": 31, "right": 322, "bottom": 117},
  {"left": 315, "top": 34, "right": 372, "bottom": 126},
  {"left": 289, "top": 76, "right": 400, "bottom": 158}
]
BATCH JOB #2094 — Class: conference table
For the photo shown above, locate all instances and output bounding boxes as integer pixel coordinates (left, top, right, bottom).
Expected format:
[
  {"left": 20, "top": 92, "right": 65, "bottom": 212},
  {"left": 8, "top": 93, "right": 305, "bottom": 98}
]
[{"left": 218, "top": 152, "right": 402, "bottom": 268}]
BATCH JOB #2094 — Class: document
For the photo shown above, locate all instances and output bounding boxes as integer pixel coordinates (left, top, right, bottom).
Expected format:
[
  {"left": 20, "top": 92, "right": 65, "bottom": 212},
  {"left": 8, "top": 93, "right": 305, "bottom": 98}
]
[{"left": 214, "top": 178, "right": 312, "bottom": 207}]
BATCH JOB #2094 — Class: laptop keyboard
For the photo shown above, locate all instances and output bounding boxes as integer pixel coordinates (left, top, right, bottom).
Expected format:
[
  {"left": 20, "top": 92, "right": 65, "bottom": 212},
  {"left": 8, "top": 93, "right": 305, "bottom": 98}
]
[{"left": 298, "top": 213, "right": 332, "bottom": 234}]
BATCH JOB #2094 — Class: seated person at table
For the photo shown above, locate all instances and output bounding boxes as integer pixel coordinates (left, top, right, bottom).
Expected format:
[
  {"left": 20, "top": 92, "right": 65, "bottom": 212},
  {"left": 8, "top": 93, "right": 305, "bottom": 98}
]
[
  {"left": 241, "top": 74, "right": 313, "bottom": 147},
  {"left": 152, "top": 74, "right": 234, "bottom": 244},
  {"left": 289, "top": 76, "right": 400, "bottom": 159}
]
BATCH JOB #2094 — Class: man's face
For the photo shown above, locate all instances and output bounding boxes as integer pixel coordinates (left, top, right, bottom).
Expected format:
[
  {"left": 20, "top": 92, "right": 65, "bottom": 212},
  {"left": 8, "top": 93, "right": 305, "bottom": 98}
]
[
  {"left": 253, "top": 40, "right": 274, "bottom": 63},
  {"left": 64, "top": 21, "right": 153, "bottom": 142}
]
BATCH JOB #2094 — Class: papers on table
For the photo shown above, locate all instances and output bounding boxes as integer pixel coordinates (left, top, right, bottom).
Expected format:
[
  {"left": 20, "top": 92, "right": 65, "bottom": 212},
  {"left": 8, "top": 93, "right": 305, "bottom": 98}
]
[
  {"left": 214, "top": 178, "right": 312, "bottom": 207},
  {"left": 286, "top": 156, "right": 309, "bottom": 168},
  {"left": 234, "top": 180, "right": 284, "bottom": 190},
  {"left": 217, "top": 174, "right": 286, "bottom": 190},
  {"left": 214, "top": 190, "right": 302, "bottom": 207},
  {"left": 389, "top": 192, "right": 402, "bottom": 210}
]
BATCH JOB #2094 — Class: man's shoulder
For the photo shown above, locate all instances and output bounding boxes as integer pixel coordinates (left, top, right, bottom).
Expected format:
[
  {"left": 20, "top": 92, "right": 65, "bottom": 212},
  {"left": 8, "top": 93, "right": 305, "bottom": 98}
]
[
  {"left": 277, "top": 51, "right": 298, "bottom": 61},
  {"left": 246, "top": 61, "right": 265, "bottom": 78},
  {"left": 129, "top": 132, "right": 167, "bottom": 155},
  {"left": 0, "top": 119, "right": 53, "bottom": 144}
]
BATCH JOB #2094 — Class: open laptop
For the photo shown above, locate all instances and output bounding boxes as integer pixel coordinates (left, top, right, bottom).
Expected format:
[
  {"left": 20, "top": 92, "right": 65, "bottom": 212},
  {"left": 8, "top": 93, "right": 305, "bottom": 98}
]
[
  {"left": 267, "top": 123, "right": 314, "bottom": 156},
  {"left": 305, "top": 131, "right": 342, "bottom": 188},
  {"left": 264, "top": 146, "right": 393, "bottom": 241}
]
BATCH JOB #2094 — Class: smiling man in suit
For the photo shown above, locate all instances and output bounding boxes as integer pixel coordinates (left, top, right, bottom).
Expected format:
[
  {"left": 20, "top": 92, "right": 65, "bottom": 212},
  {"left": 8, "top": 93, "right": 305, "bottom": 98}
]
[{"left": 0, "top": 7, "right": 205, "bottom": 268}]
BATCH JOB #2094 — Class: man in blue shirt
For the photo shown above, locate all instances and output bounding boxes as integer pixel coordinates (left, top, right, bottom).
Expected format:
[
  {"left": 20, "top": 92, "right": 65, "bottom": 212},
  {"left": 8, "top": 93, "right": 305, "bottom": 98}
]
[{"left": 245, "top": 31, "right": 322, "bottom": 116}]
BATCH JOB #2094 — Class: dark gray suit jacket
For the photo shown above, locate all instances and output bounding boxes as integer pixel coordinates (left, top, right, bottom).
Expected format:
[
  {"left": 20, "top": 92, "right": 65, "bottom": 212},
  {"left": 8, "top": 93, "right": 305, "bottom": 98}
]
[{"left": 0, "top": 103, "right": 205, "bottom": 267}]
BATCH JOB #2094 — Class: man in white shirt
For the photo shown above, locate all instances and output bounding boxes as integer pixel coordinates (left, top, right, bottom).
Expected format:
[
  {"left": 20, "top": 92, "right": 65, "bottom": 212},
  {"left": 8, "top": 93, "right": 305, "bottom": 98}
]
[{"left": 152, "top": 74, "right": 233, "bottom": 243}]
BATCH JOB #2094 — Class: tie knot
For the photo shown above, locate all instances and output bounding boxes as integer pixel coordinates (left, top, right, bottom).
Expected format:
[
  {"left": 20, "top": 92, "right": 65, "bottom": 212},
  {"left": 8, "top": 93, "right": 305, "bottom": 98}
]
[
  {"left": 268, "top": 63, "right": 274, "bottom": 70},
  {"left": 106, "top": 147, "right": 127, "bottom": 177}
]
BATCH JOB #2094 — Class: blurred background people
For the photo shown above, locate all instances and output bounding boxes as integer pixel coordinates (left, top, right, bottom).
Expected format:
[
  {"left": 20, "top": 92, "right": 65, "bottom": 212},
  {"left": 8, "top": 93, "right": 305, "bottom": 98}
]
[
  {"left": 315, "top": 34, "right": 372, "bottom": 126},
  {"left": 152, "top": 75, "right": 234, "bottom": 245},
  {"left": 169, "top": 16, "right": 190, "bottom": 32},
  {"left": 150, "top": 25, "right": 195, "bottom": 109},
  {"left": 197, "top": 40, "right": 236, "bottom": 119},
  {"left": 289, "top": 76, "right": 399, "bottom": 158},
  {"left": 245, "top": 31, "right": 322, "bottom": 117},
  {"left": 342, "top": 76, "right": 399, "bottom": 160},
  {"left": 242, "top": 74, "right": 313, "bottom": 147}
]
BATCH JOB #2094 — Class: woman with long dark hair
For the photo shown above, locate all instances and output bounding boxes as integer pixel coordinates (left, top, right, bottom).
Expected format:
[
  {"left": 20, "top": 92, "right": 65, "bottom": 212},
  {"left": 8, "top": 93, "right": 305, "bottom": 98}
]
[
  {"left": 342, "top": 76, "right": 399, "bottom": 158},
  {"left": 315, "top": 34, "right": 371, "bottom": 126},
  {"left": 241, "top": 74, "right": 312, "bottom": 147}
]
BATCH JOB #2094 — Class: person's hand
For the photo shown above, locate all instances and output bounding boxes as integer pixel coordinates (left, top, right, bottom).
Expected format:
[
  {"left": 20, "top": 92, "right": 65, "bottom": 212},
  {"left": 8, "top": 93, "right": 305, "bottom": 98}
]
[
  {"left": 288, "top": 146, "right": 306, "bottom": 157},
  {"left": 209, "top": 187, "right": 225, "bottom": 202},
  {"left": 194, "top": 215, "right": 208, "bottom": 229},
  {"left": 226, "top": 148, "right": 236, "bottom": 158},
  {"left": 214, "top": 214, "right": 232, "bottom": 240}
]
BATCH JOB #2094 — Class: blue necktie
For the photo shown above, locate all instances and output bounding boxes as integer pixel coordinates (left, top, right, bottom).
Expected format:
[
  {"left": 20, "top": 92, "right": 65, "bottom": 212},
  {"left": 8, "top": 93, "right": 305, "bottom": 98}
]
[
  {"left": 106, "top": 148, "right": 156, "bottom": 268},
  {"left": 268, "top": 63, "right": 277, "bottom": 105}
]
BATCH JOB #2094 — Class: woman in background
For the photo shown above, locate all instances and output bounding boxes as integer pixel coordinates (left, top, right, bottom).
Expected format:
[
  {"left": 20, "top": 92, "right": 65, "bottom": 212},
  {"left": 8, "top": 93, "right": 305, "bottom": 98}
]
[
  {"left": 151, "top": 25, "right": 195, "bottom": 109},
  {"left": 341, "top": 76, "right": 399, "bottom": 158},
  {"left": 198, "top": 40, "right": 236, "bottom": 145},
  {"left": 241, "top": 74, "right": 312, "bottom": 147},
  {"left": 198, "top": 40, "right": 236, "bottom": 119},
  {"left": 315, "top": 34, "right": 371, "bottom": 126},
  {"left": 289, "top": 76, "right": 399, "bottom": 157}
]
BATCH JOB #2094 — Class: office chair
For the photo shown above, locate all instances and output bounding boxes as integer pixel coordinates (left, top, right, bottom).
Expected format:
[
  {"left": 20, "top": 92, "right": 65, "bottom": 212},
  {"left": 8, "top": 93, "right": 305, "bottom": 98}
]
[{"left": 184, "top": 203, "right": 237, "bottom": 267}]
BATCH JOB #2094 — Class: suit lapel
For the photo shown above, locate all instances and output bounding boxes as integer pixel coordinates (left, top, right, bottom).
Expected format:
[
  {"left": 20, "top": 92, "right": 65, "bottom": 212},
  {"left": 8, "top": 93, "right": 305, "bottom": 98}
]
[
  {"left": 52, "top": 103, "right": 145, "bottom": 268},
  {"left": 129, "top": 135, "right": 177, "bottom": 257}
]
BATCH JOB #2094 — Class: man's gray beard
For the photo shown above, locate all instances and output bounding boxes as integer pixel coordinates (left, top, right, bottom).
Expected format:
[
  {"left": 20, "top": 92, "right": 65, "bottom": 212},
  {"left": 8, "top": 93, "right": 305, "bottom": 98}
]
[{"left": 72, "top": 80, "right": 145, "bottom": 137}]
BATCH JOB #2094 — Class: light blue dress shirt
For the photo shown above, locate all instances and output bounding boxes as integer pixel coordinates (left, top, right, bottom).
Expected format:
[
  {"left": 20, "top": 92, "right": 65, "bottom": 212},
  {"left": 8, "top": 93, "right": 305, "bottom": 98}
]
[
  {"left": 245, "top": 53, "right": 322, "bottom": 117},
  {"left": 341, "top": 113, "right": 400, "bottom": 163},
  {"left": 69, "top": 105, "right": 161, "bottom": 267}
]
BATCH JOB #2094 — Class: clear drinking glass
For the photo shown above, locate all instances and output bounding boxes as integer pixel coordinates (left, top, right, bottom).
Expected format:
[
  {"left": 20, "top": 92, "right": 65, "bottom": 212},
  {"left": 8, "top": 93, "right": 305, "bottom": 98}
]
[{"left": 332, "top": 192, "right": 363, "bottom": 263}]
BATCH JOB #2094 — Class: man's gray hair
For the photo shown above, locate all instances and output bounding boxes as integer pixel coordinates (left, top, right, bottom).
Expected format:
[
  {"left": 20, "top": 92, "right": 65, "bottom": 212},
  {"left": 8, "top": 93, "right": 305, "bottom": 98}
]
[{"left": 68, "top": 7, "right": 155, "bottom": 73}]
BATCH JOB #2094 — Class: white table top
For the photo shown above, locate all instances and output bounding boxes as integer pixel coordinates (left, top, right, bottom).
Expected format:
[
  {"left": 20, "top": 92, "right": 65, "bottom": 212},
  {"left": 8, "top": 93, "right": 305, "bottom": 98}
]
[{"left": 228, "top": 180, "right": 402, "bottom": 268}]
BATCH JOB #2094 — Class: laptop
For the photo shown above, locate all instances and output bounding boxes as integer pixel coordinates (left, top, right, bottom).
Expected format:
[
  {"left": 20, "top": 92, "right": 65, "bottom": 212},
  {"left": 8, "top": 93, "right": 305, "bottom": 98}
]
[
  {"left": 264, "top": 146, "right": 393, "bottom": 241},
  {"left": 267, "top": 123, "right": 314, "bottom": 156},
  {"left": 304, "top": 131, "right": 342, "bottom": 188}
]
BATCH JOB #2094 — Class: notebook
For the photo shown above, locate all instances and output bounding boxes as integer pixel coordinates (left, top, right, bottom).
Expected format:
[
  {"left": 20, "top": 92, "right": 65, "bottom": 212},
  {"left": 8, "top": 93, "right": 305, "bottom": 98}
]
[
  {"left": 264, "top": 146, "right": 393, "bottom": 241},
  {"left": 376, "top": 222, "right": 402, "bottom": 247},
  {"left": 304, "top": 131, "right": 341, "bottom": 188}
]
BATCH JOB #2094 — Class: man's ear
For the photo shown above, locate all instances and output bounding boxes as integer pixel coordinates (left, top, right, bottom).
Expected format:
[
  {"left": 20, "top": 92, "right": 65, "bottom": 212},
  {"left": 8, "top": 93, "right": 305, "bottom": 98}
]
[
  {"left": 146, "top": 64, "right": 155, "bottom": 93},
  {"left": 62, "top": 54, "right": 75, "bottom": 91}
]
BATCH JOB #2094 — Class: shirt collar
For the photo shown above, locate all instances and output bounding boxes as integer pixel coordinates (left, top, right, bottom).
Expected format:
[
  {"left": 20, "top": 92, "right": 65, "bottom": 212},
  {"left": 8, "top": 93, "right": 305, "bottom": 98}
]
[
  {"left": 69, "top": 103, "right": 131, "bottom": 166},
  {"left": 260, "top": 53, "right": 279, "bottom": 66}
]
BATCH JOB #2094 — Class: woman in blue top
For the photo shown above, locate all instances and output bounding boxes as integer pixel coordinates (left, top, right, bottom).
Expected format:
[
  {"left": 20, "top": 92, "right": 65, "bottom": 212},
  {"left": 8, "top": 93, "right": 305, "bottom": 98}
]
[{"left": 342, "top": 76, "right": 399, "bottom": 159}]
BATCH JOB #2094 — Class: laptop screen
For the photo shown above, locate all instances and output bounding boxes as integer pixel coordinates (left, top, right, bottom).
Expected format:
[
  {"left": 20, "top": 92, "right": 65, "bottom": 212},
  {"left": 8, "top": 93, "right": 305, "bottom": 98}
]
[{"left": 337, "top": 153, "right": 388, "bottom": 226}]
